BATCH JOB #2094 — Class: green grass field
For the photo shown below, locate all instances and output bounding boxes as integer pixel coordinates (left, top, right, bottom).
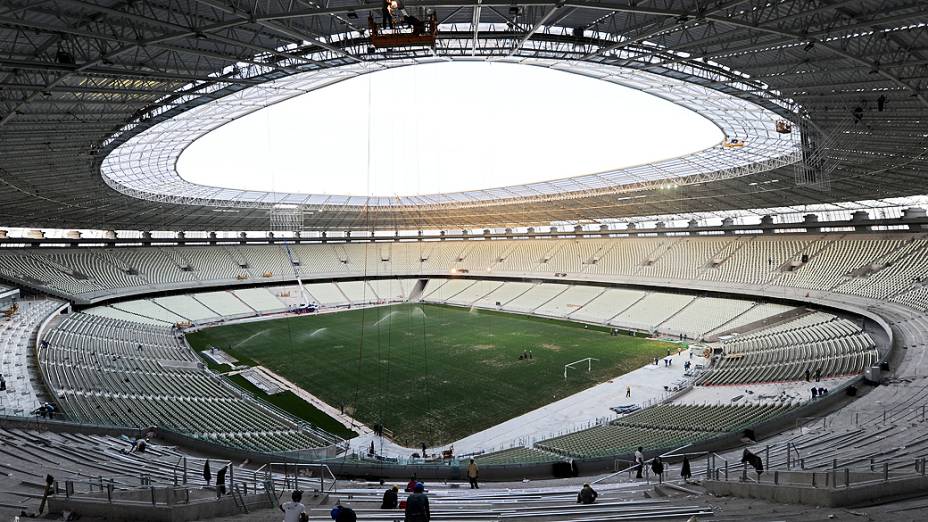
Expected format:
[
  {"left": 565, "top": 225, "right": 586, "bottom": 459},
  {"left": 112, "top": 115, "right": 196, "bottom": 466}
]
[{"left": 186, "top": 303, "right": 672, "bottom": 446}]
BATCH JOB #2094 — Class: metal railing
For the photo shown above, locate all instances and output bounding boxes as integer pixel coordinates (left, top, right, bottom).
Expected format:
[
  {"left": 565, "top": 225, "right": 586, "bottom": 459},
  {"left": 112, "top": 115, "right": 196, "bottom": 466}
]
[
  {"left": 51, "top": 461, "right": 338, "bottom": 511},
  {"left": 707, "top": 440, "right": 928, "bottom": 489},
  {"left": 724, "top": 456, "right": 928, "bottom": 489},
  {"left": 599, "top": 445, "right": 715, "bottom": 485},
  {"left": 252, "top": 463, "right": 337, "bottom": 496}
]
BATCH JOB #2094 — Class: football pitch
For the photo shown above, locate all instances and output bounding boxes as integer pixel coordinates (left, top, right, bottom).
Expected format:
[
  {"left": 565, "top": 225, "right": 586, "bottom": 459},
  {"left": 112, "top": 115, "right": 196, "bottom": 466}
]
[{"left": 187, "top": 303, "right": 673, "bottom": 446}]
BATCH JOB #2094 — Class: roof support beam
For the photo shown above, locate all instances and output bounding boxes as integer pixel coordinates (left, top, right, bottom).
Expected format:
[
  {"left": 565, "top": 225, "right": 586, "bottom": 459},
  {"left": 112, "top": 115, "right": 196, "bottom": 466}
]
[
  {"left": 471, "top": 0, "right": 483, "bottom": 56},
  {"left": 193, "top": 0, "right": 365, "bottom": 65},
  {"left": 506, "top": 4, "right": 561, "bottom": 58},
  {"left": 581, "top": 0, "right": 759, "bottom": 61},
  {"left": 0, "top": 16, "right": 251, "bottom": 128}
]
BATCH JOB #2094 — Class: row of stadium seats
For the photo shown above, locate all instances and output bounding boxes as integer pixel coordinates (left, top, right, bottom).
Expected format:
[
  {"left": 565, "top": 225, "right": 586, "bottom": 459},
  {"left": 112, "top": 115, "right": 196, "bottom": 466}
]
[
  {"left": 1, "top": 235, "right": 927, "bottom": 312},
  {"left": 725, "top": 311, "right": 838, "bottom": 342},
  {"left": 658, "top": 297, "right": 755, "bottom": 339},
  {"left": 696, "top": 312, "right": 878, "bottom": 385},
  {"left": 48, "top": 313, "right": 197, "bottom": 360},
  {"left": 473, "top": 446, "right": 566, "bottom": 465},
  {"left": 607, "top": 403, "right": 792, "bottom": 433},
  {"left": 82, "top": 280, "right": 419, "bottom": 326},
  {"left": 421, "top": 279, "right": 791, "bottom": 339},
  {"left": 703, "top": 302, "right": 796, "bottom": 337},
  {"left": 724, "top": 318, "right": 857, "bottom": 350},
  {"left": 720, "top": 334, "right": 874, "bottom": 367},
  {"left": 39, "top": 313, "right": 342, "bottom": 452},
  {"left": 535, "top": 404, "right": 796, "bottom": 458},
  {"left": 535, "top": 424, "right": 708, "bottom": 459},
  {"left": 700, "top": 350, "right": 877, "bottom": 386}
]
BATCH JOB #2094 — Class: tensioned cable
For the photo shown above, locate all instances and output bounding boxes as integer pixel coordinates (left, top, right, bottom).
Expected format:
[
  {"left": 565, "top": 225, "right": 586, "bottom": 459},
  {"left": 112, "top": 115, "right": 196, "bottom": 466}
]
[
  {"left": 352, "top": 72, "right": 374, "bottom": 419},
  {"left": 411, "top": 64, "right": 435, "bottom": 447},
  {"left": 261, "top": 86, "right": 300, "bottom": 414}
]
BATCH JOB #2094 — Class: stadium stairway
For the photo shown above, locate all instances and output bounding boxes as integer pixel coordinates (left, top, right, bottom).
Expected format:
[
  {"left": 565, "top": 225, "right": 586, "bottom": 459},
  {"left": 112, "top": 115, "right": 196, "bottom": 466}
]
[
  {"left": 218, "top": 479, "right": 717, "bottom": 521},
  {"left": 0, "top": 297, "right": 65, "bottom": 416},
  {"left": 0, "top": 424, "right": 240, "bottom": 519},
  {"left": 212, "top": 472, "right": 928, "bottom": 522}
]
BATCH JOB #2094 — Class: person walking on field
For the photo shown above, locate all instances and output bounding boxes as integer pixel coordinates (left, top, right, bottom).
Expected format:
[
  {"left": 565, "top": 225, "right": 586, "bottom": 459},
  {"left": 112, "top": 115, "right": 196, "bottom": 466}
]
[
  {"left": 626, "top": 385, "right": 631, "bottom": 398},
  {"left": 467, "top": 458, "right": 480, "bottom": 489}
]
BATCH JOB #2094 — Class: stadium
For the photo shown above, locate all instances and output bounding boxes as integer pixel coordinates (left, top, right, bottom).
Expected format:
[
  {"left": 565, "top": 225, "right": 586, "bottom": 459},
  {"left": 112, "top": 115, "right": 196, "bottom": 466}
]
[{"left": 0, "top": 0, "right": 927, "bottom": 520}]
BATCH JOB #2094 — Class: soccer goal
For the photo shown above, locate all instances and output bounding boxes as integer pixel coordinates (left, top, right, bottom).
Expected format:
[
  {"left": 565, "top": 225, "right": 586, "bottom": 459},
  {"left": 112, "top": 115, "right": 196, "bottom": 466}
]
[{"left": 564, "top": 357, "right": 599, "bottom": 380}]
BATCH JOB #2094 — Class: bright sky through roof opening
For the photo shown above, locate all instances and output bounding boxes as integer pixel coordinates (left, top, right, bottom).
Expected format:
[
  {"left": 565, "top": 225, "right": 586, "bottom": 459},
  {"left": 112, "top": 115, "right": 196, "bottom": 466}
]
[{"left": 177, "top": 62, "right": 723, "bottom": 197}]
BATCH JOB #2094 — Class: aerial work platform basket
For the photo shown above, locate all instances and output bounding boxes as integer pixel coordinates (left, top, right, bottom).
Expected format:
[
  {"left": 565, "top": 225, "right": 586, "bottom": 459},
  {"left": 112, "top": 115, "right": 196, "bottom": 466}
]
[{"left": 368, "top": 13, "right": 438, "bottom": 48}]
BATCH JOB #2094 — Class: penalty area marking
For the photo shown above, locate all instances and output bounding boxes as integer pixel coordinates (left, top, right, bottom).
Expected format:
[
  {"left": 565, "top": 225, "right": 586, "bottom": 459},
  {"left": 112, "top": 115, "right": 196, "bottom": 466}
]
[{"left": 564, "top": 357, "right": 599, "bottom": 380}]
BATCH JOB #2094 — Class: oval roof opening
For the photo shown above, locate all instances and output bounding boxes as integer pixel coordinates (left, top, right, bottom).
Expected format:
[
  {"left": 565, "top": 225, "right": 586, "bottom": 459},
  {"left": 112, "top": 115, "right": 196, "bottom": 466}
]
[{"left": 177, "top": 61, "right": 724, "bottom": 197}]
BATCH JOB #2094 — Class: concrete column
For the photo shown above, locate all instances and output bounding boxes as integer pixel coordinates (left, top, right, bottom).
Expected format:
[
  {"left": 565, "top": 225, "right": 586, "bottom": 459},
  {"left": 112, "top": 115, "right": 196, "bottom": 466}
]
[
  {"left": 722, "top": 217, "right": 734, "bottom": 236},
  {"left": 901, "top": 207, "right": 927, "bottom": 230},
  {"left": 803, "top": 213, "right": 821, "bottom": 233},
  {"left": 760, "top": 215, "right": 775, "bottom": 234},
  {"left": 850, "top": 210, "right": 870, "bottom": 232}
]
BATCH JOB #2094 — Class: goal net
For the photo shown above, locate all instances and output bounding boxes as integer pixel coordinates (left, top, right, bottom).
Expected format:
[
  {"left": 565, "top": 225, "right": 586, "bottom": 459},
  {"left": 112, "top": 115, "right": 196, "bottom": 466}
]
[{"left": 564, "top": 357, "right": 599, "bottom": 380}]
